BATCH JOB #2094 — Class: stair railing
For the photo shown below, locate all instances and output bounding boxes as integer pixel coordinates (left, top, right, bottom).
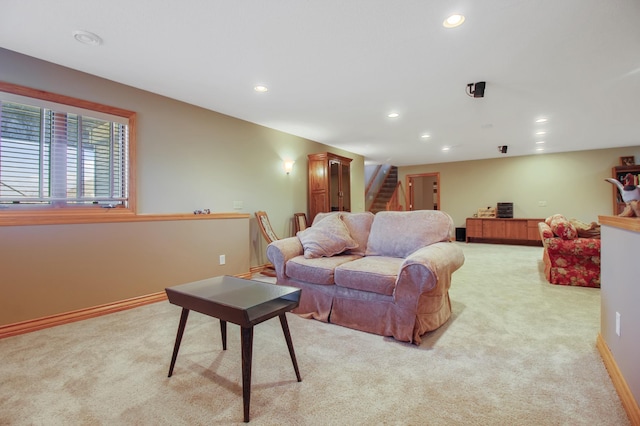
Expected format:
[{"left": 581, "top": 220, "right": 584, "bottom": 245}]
[{"left": 365, "top": 164, "right": 389, "bottom": 211}]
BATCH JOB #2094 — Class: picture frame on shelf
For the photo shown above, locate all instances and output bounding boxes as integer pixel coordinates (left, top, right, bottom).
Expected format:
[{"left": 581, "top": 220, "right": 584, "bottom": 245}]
[{"left": 620, "top": 156, "right": 635, "bottom": 166}]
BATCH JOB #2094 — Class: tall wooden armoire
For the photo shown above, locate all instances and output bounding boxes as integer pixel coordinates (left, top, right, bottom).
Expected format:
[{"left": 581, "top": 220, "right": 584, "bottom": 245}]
[{"left": 308, "top": 152, "right": 352, "bottom": 223}]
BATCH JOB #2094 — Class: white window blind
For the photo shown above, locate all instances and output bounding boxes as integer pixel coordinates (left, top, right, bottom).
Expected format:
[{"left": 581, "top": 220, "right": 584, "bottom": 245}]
[{"left": 0, "top": 98, "right": 129, "bottom": 207}]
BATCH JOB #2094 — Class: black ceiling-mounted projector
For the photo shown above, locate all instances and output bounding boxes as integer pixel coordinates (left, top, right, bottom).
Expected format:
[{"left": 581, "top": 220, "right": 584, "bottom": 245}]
[{"left": 467, "top": 81, "right": 486, "bottom": 98}]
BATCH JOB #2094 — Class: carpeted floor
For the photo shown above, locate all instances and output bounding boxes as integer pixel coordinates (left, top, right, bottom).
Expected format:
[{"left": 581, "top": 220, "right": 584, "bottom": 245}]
[{"left": 0, "top": 242, "right": 629, "bottom": 425}]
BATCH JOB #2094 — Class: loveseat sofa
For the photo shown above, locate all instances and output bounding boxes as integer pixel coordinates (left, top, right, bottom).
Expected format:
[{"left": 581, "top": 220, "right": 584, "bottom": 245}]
[
  {"left": 266, "top": 210, "right": 465, "bottom": 344},
  {"left": 538, "top": 214, "right": 601, "bottom": 288}
]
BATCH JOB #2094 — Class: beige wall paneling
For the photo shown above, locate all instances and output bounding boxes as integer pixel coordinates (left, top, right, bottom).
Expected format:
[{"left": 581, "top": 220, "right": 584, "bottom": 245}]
[
  {"left": 399, "top": 147, "right": 640, "bottom": 227},
  {"left": 0, "top": 47, "right": 365, "bottom": 270},
  {"left": 0, "top": 217, "right": 249, "bottom": 326}
]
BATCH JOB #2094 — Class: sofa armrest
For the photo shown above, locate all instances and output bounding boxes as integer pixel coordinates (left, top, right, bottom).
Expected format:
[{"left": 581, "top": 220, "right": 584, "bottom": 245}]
[
  {"left": 545, "top": 237, "right": 601, "bottom": 257},
  {"left": 394, "top": 242, "right": 465, "bottom": 305},
  {"left": 266, "top": 237, "right": 303, "bottom": 278},
  {"left": 538, "top": 222, "right": 554, "bottom": 245}
]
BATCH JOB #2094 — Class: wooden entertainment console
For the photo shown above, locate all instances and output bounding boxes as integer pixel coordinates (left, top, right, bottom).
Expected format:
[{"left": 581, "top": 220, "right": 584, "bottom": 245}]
[{"left": 465, "top": 217, "right": 544, "bottom": 246}]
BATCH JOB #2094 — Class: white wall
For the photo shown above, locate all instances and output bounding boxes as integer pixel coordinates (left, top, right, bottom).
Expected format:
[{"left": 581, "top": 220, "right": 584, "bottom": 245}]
[{"left": 600, "top": 222, "right": 640, "bottom": 407}]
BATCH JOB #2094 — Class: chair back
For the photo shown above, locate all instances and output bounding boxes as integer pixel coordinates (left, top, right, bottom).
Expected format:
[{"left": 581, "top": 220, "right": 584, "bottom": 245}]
[
  {"left": 293, "top": 212, "right": 308, "bottom": 234},
  {"left": 255, "top": 211, "right": 279, "bottom": 244}
]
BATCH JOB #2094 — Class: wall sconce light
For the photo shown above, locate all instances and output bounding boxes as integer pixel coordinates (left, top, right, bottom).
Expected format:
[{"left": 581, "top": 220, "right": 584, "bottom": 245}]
[{"left": 284, "top": 160, "right": 294, "bottom": 174}]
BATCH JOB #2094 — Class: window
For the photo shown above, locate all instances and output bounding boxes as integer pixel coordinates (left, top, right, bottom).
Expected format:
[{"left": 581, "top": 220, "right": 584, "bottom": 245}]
[{"left": 0, "top": 82, "right": 136, "bottom": 224}]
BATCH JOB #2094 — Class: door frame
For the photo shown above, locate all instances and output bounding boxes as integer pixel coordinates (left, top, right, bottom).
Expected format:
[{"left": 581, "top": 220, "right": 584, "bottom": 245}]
[{"left": 406, "top": 172, "right": 440, "bottom": 211}]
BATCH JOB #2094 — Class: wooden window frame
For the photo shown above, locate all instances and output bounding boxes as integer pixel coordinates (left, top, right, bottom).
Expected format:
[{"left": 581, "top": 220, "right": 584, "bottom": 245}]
[{"left": 0, "top": 81, "right": 137, "bottom": 226}]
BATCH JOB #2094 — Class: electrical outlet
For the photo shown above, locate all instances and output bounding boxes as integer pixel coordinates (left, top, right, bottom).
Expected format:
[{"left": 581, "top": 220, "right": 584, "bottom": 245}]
[
  {"left": 538, "top": 200, "right": 547, "bottom": 207},
  {"left": 616, "top": 312, "right": 621, "bottom": 336},
  {"left": 233, "top": 201, "right": 243, "bottom": 210},
  {"left": 219, "top": 254, "right": 226, "bottom": 265}
]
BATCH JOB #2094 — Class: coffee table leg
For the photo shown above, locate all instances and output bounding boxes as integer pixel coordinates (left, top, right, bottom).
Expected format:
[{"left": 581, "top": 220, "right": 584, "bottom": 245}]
[
  {"left": 220, "top": 320, "right": 227, "bottom": 350},
  {"left": 279, "top": 313, "right": 302, "bottom": 382},
  {"left": 168, "top": 308, "right": 190, "bottom": 377},
  {"left": 241, "top": 326, "right": 254, "bottom": 422}
]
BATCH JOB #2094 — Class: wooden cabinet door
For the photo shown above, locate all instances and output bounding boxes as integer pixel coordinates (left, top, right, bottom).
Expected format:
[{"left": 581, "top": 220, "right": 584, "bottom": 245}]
[
  {"left": 308, "top": 158, "right": 326, "bottom": 192},
  {"left": 505, "top": 220, "right": 527, "bottom": 240},
  {"left": 482, "top": 219, "right": 505, "bottom": 238},
  {"left": 466, "top": 218, "right": 482, "bottom": 239},
  {"left": 340, "top": 162, "right": 351, "bottom": 211},
  {"left": 308, "top": 152, "right": 352, "bottom": 222}
]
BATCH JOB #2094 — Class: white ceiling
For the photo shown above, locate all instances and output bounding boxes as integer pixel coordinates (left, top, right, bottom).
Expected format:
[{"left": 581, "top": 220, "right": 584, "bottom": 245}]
[{"left": 1, "top": 0, "right": 640, "bottom": 166}]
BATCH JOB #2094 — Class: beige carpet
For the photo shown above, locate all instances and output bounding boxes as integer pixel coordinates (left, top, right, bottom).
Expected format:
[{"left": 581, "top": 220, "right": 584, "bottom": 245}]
[{"left": 0, "top": 243, "right": 629, "bottom": 425}]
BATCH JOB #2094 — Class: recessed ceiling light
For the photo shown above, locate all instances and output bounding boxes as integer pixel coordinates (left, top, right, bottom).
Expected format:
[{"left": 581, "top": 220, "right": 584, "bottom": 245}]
[
  {"left": 536, "top": 131, "right": 546, "bottom": 135},
  {"left": 387, "top": 112, "right": 399, "bottom": 118},
  {"left": 536, "top": 118, "right": 548, "bottom": 123},
  {"left": 254, "top": 85, "right": 268, "bottom": 93},
  {"left": 536, "top": 147, "right": 545, "bottom": 152},
  {"left": 443, "top": 14, "right": 465, "bottom": 28},
  {"left": 73, "top": 30, "right": 102, "bottom": 46},
  {"left": 421, "top": 134, "right": 431, "bottom": 139},
  {"left": 442, "top": 146, "right": 450, "bottom": 151},
  {"left": 536, "top": 141, "right": 545, "bottom": 144}
]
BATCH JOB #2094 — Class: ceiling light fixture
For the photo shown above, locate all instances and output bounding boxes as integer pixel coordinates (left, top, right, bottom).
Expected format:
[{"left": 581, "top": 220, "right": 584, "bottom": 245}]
[
  {"left": 536, "top": 141, "right": 545, "bottom": 144},
  {"left": 73, "top": 30, "right": 102, "bottom": 46},
  {"left": 536, "top": 118, "right": 548, "bottom": 123},
  {"left": 442, "top": 146, "right": 450, "bottom": 151},
  {"left": 387, "top": 112, "right": 399, "bottom": 118},
  {"left": 443, "top": 14, "right": 465, "bottom": 28},
  {"left": 421, "top": 134, "right": 431, "bottom": 139},
  {"left": 536, "top": 131, "right": 546, "bottom": 135},
  {"left": 254, "top": 85, "right": 268, "bottom": 93}
]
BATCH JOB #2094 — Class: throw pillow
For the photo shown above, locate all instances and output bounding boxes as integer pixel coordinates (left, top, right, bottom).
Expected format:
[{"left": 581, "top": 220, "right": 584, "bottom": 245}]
[
  {"left": 545, "top": 213, "right": 566, "bottom": 226},
  {"left": 569, "top": 218, "right": 601, "bottom": 239},
  {"left": 297, "top": 213, "right": 358, "bottom": 259},
  {"left": 312, "top": 211, "right": 339, "bottom": 226},
  {"left": 550, "top": 219, "right": 578, "bottom": 240}
]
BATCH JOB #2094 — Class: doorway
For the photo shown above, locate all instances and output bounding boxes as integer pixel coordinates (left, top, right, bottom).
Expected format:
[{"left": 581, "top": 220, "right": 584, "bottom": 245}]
[{"left": 407, "top": 173, "right": 440, "bottom": 211}]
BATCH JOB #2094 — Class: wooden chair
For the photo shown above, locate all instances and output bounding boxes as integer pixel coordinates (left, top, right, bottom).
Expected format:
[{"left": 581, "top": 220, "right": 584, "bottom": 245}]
[
  {"left": 293, "top": 212, "right": 309, "bottom": 234},
  {"left": 255, "top": 211, "right": 279, "bottom": 276},
  {"left": 255, "top": 211, "right": 279, "bottom": 244}
]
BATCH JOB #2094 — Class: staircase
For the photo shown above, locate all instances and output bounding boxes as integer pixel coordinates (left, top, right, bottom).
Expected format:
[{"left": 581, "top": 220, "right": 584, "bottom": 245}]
[{"left": 370, "top": 166, "right": 398, "bottom": 213}]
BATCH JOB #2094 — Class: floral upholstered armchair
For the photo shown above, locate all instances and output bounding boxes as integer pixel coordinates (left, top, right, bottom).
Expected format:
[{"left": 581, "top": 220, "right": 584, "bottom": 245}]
[{"left": 538, "top": 214, "right": 601, "bottom": 288}]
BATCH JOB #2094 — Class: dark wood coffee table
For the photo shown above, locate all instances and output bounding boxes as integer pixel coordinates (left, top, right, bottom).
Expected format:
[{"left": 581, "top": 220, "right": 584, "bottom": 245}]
[{"left": 165, "top": 275, "right": 302, "bottom": 422}]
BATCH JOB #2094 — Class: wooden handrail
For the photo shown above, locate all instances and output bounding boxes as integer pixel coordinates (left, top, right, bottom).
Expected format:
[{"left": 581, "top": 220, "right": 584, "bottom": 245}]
[
  {"left": 365, "top": 164, "right": 383, "bottom": 195},
  {"left": 386, "top": 181, "right": 406, "bottom": 211}
]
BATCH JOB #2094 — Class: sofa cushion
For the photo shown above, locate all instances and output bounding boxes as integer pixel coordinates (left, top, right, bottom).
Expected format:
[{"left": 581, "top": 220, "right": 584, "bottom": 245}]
[
  {"left": 297, "top": 213, "right": 358, "bottom": 259},
  {"left": 365, "top": 210, "right": 453, "bottom": 258},
  {"left": 286, "top": 254, "right": 361, "bottom": 285},
  {"left": 334, "top": 256, "right": 403, "bottom": 296},
  {"left": 546, "top": 215, "right": 578, "bottom": 240},
  {"left": 341, "top": 212, "right": 375, "bottom": 256}
]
